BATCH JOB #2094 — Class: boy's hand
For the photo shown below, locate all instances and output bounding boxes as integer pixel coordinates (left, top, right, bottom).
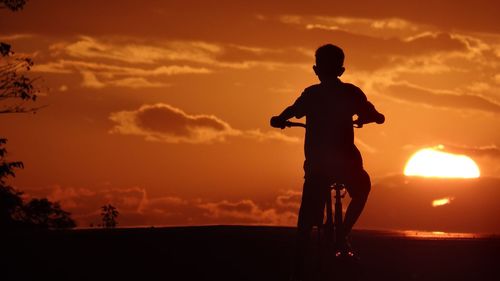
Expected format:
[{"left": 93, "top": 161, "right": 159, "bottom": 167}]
[
  {"left": 353, "top": 118, "right": 364, "bottom": 128},
  {"left": 270, "top": 116, "right": 287, "bottom": 129},
  {"left": 353, "top": 112, "right": 384, "bottom": 128},
  {"left": 374, "top": 112, "right": 385, "bottom": 124}
]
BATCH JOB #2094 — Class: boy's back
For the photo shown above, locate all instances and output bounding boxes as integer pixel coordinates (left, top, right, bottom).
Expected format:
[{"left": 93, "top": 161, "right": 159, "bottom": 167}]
[{"left": 291, "top": 80, "right": 368, "bottom": 178}]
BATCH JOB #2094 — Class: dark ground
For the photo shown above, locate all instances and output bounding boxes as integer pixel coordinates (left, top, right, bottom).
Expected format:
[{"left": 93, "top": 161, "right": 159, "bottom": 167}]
[{"left": 3, "top": 226, "right": 499, "bottom": 281}]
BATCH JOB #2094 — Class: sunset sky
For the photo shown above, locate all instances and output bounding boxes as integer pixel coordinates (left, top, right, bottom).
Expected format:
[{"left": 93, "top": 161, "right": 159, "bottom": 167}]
[{"left": 1, "top": 0, "right": 499, "bottom": 232}]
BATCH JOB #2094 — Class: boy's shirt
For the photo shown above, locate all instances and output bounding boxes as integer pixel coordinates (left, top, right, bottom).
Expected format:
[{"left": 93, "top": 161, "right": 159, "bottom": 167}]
[{"left": 289, "top": 79, "right": 371, "bottom": 178}]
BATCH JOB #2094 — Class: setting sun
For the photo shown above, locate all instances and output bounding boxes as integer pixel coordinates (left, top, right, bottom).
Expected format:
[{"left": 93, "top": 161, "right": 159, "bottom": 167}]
[{"left": 404, "top": 145, "right": 480, "bottom": 178}]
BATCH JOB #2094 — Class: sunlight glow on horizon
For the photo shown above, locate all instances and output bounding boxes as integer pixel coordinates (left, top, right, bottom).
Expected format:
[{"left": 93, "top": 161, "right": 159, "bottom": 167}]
[
  {"left": 432, "top": 197, "right": 454, "bottom": 207},
  {"left": 404, "top": 145, "right": 480, "bottom": 178}
]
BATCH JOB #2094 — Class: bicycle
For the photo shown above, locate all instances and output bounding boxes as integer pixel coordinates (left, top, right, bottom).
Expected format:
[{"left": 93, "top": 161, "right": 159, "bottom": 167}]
[
  {"left": 284, "top": 120, "right": 357, "bottom": 257},
  {"left": 274, "top": 106, "right": 383, "bottom": 280}
]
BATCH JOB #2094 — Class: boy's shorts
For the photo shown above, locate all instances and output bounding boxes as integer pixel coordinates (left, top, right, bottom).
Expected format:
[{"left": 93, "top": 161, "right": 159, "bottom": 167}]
[{"left": 297, "top": 169, "right": 371, "bottom": 229}]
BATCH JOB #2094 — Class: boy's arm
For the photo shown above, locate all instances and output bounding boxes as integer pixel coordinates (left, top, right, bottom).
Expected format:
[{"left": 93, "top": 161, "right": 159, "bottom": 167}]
[
  {"left": 351, "top": 86, "right": 385, "bottom": 127},
  {"left": 271, "top": 89, "right": 308, "bottom": 129},
  {"left": 270, "top": 106, "right": 296, "bottom": 129},
  {"left": 354, "top": 100, "right": 385, "bottom": 128}
]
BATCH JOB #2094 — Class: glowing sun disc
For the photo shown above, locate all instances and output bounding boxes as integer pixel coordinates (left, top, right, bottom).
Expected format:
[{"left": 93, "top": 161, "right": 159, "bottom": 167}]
[{"left": 404, "top": 146, "right": 480, "bottom": 178}]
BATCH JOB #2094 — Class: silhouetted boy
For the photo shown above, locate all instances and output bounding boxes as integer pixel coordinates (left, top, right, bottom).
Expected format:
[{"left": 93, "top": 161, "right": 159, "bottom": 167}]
[{"left": 270, "top": 44, "right": 384, "bottom": 279}]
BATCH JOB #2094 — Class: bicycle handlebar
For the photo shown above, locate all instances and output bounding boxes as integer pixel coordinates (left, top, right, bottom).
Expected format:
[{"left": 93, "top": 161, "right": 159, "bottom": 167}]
[
  {"left": 277, "top": 119, "right": 378, "bottom": 129},
  {"left": 283, "top": 121, "right": 361, "bottom": 128},
  {"left": 284, "top": 121, "right": 306, "bottom": 128}
]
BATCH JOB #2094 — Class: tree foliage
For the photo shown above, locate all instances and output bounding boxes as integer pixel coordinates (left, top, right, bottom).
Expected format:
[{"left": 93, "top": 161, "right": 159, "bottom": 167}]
[
  {"left": 23, "top": 198, "right": 76, "bottom": 229},
  {"left": 0, "top": 42, "right": 41, "bottom": 114},
  {"left": 101, "top": 204, "right": 119, "bottom": 228},
  {"left": 0, "top": 0, "right": 27, "bottom": 11},
  {"left": 0, "top": 139, "right": 76, "bottom": 230},
  {"left": 1, "top": 0, "right": 42, "bottom": 114},
  {"left": 0, "top": 0, "right": 67, "bottom": 230}
]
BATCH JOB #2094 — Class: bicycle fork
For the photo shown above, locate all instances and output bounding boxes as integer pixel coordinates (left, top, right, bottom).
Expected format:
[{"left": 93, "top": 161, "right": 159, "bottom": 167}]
[
  {"left": 333, "top": 183, "right": 346, "bottom": 247},
  {"left": 318, "top": 183, "right": 345, "bottom": 255}
]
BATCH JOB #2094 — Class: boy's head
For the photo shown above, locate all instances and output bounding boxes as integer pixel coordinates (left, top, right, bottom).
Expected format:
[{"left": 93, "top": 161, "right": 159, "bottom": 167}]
[{"left": 313, "top": 44, "right": 345, "bottom": 80}]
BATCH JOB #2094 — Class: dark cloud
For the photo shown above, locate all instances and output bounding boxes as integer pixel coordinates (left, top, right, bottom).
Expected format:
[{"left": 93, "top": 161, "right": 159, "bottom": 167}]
[
  {"left": 109, "top": 103, "right": 237, "bottom": 143},
  {"left": 136, "top": 104, "right": 228, "bottom": 137},
  {"left": 385, "top": 83, "right": 500, "bottom": 113},
  {"left": 109, "top": 103, "right": 298, "bottom": 144},
  {"left": 443, "top": 144, "right": 500, "bottom": 158}
]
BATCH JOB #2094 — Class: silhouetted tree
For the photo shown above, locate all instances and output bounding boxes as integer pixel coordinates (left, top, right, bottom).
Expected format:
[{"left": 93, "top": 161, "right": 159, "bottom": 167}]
[
  {"left": 22, "top": 198, "right": 76, "bottom": 229},
  {"left": 0, "top": 42, "right": 40, "bottom": 114},
  {"left": 0, "top": 0, "right": 70, "bottom": 230},
  {"left": 101, "top": 204, "right": 119, "bottom": 228},
  {"left": 0, "top": 138, "right": 24, "bottom": 227},
  {"left": 1, "top": 0, "right": 42, "bottom": 114},
  {"left": 0, "top": 186, "right": 24, "bottom": 228},
  {"left": 0, "top": 139, "right": 76, "bottom": 230},
  {"left": 0, "top": 0, "right": 27, "bottom": 11}
]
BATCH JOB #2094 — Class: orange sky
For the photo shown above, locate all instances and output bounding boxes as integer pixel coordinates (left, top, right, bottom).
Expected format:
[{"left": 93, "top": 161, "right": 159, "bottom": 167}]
[{"left": 1, "top": 0, "right": 500, "bottom": 232}]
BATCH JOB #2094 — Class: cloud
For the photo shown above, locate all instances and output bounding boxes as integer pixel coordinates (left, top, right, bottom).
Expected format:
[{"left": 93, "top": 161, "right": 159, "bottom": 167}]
[
  {"left": 50, "top": 36, "right": 222, "bottom": 65},
  {"left": 276, "top": 15, "right": 478, "bottom": 76},
  {"left": 32, "top": 36, "right": 311, "bottom": 88},
  {"left": 35, "top": 60, "right": 212, "bottom": 76},
  {"left": 80, "top": 71, "right": 170, "bottom": 88},
  {"left": 48, "top": 36, "right": 308, "bottom": 70},
  {"left": 275, "top": 190, "right": 301, "bottom": 210},
  {"left": 26, "top": 185, "right": 299, "bottom": 227},
  {"left": 342, "top": 30, "right": 499, "bottom": 115},
  {"left": 280, "top": 14, "right": 469, "bottom": 55},
  {"left": 295, "top": 16, "right": 424, "bottom": 39},
  {"left": 199, "top": 199, "right": 297, "bottom": 225},
  {"left": 109, "top": 103, "right": 239, "bottom": 144},
  {"left": 32, "top": 36, "right": 226, "bottom": 89},
  {"left": 384, "top": 83, "right": 500, "bottom": 113},
  {"left": 56, "top": 36, "right": 308, "bottom": 69},
  {"left": 28, "top": 175, "right": 500, "bottom": 233},
  {"left": 401, "top": 32, "right": 467, "bottom": 53},
  {"left": 23, "top": 185, "right": 148, "bottom": 218},
  {"left": 109, "top": 103, "right": 299, "bottom": 144},
  {"left": 33, "top": 59, "right": 211, "bottom": 89},
  {"left": 0, "top": 34, "right": 36, "bottom": 41},
  {"left": 442, "top": 144, "right": 500, "bottom": 158},
  {"left": 80, "top": 71, "right": 105, "bottom": 88}
]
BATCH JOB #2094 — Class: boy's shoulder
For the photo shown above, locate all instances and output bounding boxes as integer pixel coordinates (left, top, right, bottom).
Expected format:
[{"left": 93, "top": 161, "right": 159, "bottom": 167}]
[
  {"left": 341, "top": 82, "right": 367, "bottom": 100},
  {"left": 303, "top": 83, "right": 322, "bottom": 94},
  {"left": 341, "top": 82, "right": 363, "bottom": 93},
  {"left": 302, "top": 82, "right": 365, "bottom": 96}
]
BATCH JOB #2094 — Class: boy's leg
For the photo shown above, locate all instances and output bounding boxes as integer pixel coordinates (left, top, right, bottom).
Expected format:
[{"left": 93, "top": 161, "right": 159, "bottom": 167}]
[
  {"left": 343, "top": 169, "right": 371, "bottom": 236},
  {"left": 292, "top": 177, "right": 328, "bottom": 279}
]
